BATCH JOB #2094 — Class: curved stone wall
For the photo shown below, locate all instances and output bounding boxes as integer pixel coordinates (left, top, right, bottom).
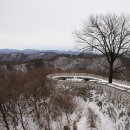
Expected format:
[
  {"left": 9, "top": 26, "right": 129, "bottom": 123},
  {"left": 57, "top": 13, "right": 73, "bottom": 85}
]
[
  {"left": 47, "top": 73, "right": 130, "bottom": 85},
  {"left": 47, "top": 73, "right": 130, "bottom": 108}
]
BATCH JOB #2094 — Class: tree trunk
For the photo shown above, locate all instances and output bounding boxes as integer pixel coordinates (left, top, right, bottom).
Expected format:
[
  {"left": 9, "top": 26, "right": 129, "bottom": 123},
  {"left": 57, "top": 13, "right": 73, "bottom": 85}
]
[
  {"left": 109, "top": 63, "right": 114, "bottom": 83},
  {"left": 0, "top": 103, "right": 10, "bottom": 130},
  {"left": 73, "top": 122, "right": 77, "bottom": 130},
  {"left": 64, "top": 126, "right": 70, "bottom": 130},
  {"left": 17, "top": 102, "right": 26, "bottom": 130},
  {"left": 34, "top": 101, "right": 40, "bottom": 119},
  {"left": 65, "top": 111, "right": 70, "bottom": 124}
]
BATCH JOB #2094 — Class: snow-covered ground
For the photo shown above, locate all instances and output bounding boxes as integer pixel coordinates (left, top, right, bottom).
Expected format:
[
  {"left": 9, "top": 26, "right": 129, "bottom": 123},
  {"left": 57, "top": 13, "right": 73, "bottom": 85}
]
[
  {"left": 1, "top": 88, "right": 129, "bottom": 130},
  {"left": 50, "top": 96, "right": 118, "bottom": 130}
]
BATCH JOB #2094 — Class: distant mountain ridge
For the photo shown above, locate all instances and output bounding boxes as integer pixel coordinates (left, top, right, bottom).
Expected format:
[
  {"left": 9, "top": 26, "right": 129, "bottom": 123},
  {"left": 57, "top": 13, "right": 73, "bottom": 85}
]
[
  {"left": 0, "top": 49, "right": 20, "bottom": 54},
  {"left": 0, "top": 49, "right": 80, "bottom": 63},
  {"left": 0, "top": 49, "right": 129, "bottom": 63},
  {"left": 0, "top": 52, "right": 58, "bottom": 63},
  {"left": 0, "top": 49, "right": 78, "bottom": 55}
]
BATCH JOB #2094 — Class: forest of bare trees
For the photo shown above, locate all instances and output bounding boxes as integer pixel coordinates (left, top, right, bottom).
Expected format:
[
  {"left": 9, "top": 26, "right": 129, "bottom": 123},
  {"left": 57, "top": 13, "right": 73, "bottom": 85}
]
[{"left": 0, "top": 68, "right": 81, "bottom": 130}]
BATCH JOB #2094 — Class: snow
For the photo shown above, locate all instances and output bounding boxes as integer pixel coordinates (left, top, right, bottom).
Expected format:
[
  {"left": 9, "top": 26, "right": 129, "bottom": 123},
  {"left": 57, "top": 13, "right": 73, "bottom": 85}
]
[
  {"left": 1, "top": 88, "right": 129, "bottom": 130},
  {"left": 66, "top": 76, "right": 85, "bottom": 82},
  {"left": 75, "top": 100, "right": 116, "bottom": 130}
]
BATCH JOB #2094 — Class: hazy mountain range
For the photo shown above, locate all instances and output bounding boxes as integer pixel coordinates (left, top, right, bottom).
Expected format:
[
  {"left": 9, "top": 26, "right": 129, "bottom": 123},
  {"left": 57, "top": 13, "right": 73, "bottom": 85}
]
[
  {"left": 0, "top": 49, "right": 79, "bottom": 62},
  {"left": 0, "top": 49, "right": 78, "bottom": 55},
  {"left": 0, "top": 49, "right": 129, "bottom": 63}
]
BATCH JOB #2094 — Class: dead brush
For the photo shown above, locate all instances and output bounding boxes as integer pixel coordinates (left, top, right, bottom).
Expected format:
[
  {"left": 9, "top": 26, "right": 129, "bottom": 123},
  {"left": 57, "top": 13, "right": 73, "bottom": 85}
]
[
  {"left": 87, "top": 107, "right": 97, "bottom": 128},
  {"left": 51, "top": 89, "right": 76, "bottom": 123}
]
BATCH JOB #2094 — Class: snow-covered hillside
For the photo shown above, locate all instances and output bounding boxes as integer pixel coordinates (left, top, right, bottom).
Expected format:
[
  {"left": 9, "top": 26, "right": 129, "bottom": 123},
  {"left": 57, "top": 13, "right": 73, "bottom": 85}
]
[{"left": 0, "top": 80, "right": 129, "bottom": 130}]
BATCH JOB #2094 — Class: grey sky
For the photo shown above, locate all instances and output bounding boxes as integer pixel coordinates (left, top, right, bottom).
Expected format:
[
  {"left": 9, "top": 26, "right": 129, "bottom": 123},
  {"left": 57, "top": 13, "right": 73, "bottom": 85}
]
[{"left": 0, "top": 0, "right": 130, "bottom": 50}]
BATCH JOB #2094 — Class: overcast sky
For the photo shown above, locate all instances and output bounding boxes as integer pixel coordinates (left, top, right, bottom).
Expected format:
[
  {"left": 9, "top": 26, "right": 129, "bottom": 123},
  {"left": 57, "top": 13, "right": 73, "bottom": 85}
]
[{"left": 0, "top": 0, "right": 130, "bottom": 50}]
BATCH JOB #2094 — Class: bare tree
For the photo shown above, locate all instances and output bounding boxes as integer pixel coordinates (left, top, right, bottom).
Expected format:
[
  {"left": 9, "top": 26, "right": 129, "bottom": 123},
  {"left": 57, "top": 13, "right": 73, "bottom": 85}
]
[{"left": 74, "top": 14, "right": 130, "bottom": 83}]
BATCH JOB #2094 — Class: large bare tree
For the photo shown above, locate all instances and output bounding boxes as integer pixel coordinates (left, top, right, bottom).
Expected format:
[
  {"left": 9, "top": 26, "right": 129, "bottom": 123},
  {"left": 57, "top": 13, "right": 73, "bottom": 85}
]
[{"left": 74, "top": 14, "right": 130, "bottom": 83}]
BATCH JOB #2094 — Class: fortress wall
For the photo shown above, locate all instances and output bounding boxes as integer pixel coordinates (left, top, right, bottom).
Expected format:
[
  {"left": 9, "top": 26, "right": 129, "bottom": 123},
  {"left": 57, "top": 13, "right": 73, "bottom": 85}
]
[
  {"left": 47, "top": 73, "right": 130, "bottom": 109},
  {"left": 47, "top": 73, "right": 130, "bottom": 86}
]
